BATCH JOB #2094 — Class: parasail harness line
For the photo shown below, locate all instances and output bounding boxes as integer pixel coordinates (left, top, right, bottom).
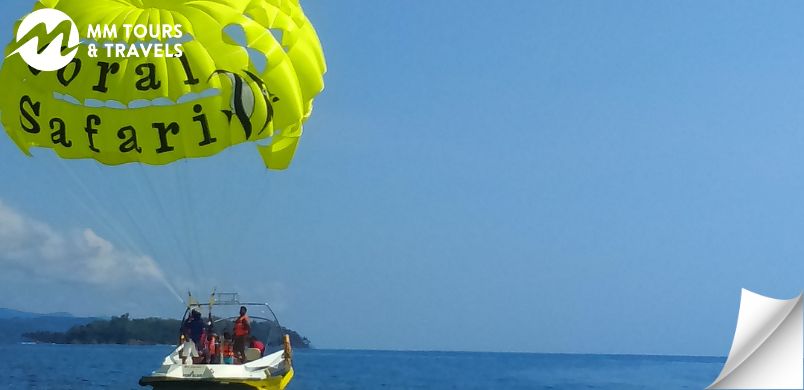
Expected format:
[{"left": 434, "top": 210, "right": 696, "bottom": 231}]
[
  {"left": 55, "top": 158, "right": 182, "bottom": 302},
  {"left": 133, "top": 161, "right": 206, "bottom": 289},
  {"left": 131, "top": 162, "right": 197, "bottom": 284},
  {"left": 52, "top": 158, "right": 183, "bottom": 303},
  {"left": 174, "top": 161, "right": 206, "bottom": 282},
  {"left": 208, "top": 289, "right": 216, "bottom": 327}
]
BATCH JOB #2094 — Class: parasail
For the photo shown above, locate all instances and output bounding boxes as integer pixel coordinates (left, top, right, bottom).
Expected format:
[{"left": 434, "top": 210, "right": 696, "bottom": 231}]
[
  {"left": 0, "top": 0, "right": 326, "bottom": 169},
  {"left": 0, "top": 0, "right": 327, "bottom": 324}
]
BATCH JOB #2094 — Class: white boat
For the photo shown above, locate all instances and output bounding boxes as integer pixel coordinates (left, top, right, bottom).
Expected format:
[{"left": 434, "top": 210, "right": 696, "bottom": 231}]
[
  {"left": 139, "top": 293, "right": 294, "bottom": 390},
  {"left": 708, "top": 288, "right": 803, "bottom": 389}
]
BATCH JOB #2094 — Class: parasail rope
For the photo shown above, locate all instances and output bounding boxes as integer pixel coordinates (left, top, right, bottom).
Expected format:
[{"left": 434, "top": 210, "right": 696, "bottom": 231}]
[
  {"left": 134, "top": 162, "right": 201, "bottom": 286},
  {"left": 53, "top": 158, "right": 183, "bottom": 302}
]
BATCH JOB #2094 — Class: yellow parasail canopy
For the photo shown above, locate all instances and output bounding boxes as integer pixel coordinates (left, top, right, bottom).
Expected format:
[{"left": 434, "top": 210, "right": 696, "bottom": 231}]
[{"left": 0, "top": 0, "right": 326, "bottom": 169}]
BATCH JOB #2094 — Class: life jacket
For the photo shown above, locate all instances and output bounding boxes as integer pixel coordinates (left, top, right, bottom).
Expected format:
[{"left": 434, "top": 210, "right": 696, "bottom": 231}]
[
  {"left": 222, "top": 342, "right": 234, "bottom": 358},
  {"left": 234, "top": 315, "right": 250, "bottom": 337},
  {"left": 206, "top": 338, "right": 217, "bottom": 355}
]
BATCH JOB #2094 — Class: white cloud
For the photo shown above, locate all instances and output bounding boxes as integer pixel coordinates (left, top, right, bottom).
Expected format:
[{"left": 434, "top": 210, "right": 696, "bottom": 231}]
[
  {"left": 0, "top": 200, "right": 286, "bottom": 318},
  {"left": 0, "top": 200, "right": 168, "bottom": 287}
]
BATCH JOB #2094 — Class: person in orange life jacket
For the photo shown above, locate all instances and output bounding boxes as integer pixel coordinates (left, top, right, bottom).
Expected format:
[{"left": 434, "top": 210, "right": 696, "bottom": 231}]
[
  {"left": 233, "top": 306, "right": 250, "bottom": 363},
  {"left": 221, "top": 332, "right": 235, "bottom": 364},
  {"left": 249, "top": 336, "right": 265, "bottom": 357}
]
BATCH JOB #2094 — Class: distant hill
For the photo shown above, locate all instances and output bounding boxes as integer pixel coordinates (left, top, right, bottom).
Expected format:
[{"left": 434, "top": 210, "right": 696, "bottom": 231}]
[
  {"left": 24, "top": 314, "right": 311, "bottom": 348},
  {"left": 0, "top": 308, "right": 95, "bottom": 344},
  {"left": 0, "top": 308, "right": 74, "bottom": 319}
]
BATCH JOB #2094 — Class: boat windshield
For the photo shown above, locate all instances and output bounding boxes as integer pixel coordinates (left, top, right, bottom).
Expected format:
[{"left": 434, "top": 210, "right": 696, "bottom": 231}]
[{"left": 179, "top": 294, "right": 287, "bottom": 362}]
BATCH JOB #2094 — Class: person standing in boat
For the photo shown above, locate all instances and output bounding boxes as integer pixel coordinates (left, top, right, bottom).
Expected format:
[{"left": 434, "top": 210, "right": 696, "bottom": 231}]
[
  {"left": 185, "top": 309, "right": 205, "bottom": 349},
  {"left": 233, "top": 306, "right": 251, "bottom": 363}
]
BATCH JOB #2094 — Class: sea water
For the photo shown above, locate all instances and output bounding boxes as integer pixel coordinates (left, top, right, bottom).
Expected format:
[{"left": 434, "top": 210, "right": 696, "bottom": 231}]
[{"left": 2, "top": 344, "right": 723, "bottom": 389}]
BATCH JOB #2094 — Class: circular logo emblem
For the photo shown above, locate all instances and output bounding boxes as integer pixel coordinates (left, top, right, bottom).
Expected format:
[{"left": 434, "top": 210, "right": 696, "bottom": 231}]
[{"left": 8, "top": 8, "right": 79, "bottom": 72}]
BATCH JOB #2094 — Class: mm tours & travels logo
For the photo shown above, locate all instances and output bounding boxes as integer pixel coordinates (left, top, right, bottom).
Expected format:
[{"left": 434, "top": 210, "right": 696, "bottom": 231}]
[
  {"left": 7, "top": 8, "right": 79, "bottom": 72},
  {"left": 8, "top": 7, "right": 184, "bottom": 72}
]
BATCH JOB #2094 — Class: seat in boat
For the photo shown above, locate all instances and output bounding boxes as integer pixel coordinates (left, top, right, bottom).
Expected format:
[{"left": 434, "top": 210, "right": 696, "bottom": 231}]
[{"left": 245, "top": 347, "right": 262, "bottom": 362}]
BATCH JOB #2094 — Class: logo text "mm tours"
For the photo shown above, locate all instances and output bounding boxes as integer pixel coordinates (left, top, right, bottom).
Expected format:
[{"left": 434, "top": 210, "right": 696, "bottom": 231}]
[{"left": 7, "top": 8, "right": 185, "bottom": 72}]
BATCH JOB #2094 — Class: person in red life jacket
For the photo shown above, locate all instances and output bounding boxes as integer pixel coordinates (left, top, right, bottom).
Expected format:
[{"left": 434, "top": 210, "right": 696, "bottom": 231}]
[
  {"left": 205, "top": 333, "right": 219, "bottom": 364},
  {"left": 233, "top": 306, "right": 251, "bottom": 363},
  {"left": 249, "top": 336, "right": 265, "bottom": 357}
]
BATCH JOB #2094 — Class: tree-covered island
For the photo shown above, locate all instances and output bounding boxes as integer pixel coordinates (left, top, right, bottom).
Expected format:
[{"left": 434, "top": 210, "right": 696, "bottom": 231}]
[{"left": 23, "top": 314, "right": 311, "bottom": 348}]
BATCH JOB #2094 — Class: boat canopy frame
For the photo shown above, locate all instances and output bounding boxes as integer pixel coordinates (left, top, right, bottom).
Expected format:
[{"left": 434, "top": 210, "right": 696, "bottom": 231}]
[{"left": 179, "top": 292, "right": 285, "bottom": 349}]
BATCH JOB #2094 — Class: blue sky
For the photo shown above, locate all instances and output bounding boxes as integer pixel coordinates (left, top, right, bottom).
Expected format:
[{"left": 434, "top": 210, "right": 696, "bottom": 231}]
[{"left": 2, "top": 0, "right": 804, "bottom": 356}]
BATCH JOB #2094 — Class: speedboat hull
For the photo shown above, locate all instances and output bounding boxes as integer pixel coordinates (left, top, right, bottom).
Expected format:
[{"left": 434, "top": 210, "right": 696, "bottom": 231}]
[
  {"left": 139, "top": 367, "right": 293, "bottom": 390},
  {"left": 140, "top": 348, "right": 292, "bottom": 390}
]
